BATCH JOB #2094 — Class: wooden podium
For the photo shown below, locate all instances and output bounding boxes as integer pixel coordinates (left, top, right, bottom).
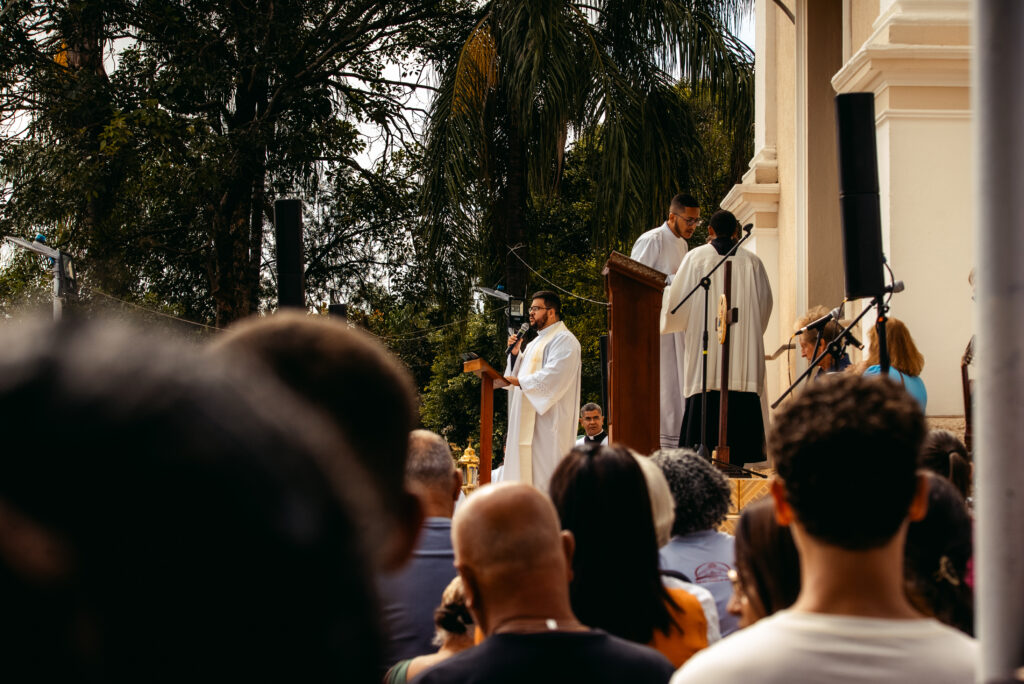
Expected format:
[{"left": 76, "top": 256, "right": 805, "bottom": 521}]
[
  {"left": 602, "top": 251, "right": 667, "bottom": 454},
  {"left": 462, "top": 357, "right": 509, "bottom": 484}
]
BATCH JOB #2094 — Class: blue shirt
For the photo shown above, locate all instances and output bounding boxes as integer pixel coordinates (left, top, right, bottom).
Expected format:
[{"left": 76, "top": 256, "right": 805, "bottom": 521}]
[
  {"left": 659, "top": 530, "right": 738, "bottom": 636},
  {"left": 377, "top": 517, "right": 456, "bottom": 668},
  {"left": 863, "top": 365, "right": 927, "bottom": 411}
]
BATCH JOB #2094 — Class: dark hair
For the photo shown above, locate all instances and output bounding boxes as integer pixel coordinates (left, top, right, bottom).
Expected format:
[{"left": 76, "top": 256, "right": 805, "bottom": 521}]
[
  {"left": 708, "top": 210, "right": 739, "bottom": 239},
  {"left": 734, "top": 499, "right": 801, "bottom": 618},
  {"left": 769, "top": 374, "right": 925, "bottom": 549},
  {"left": 0, "top": 318, "right": 381, "bottom": 681},
  {"left": 905, "top": 474, "right": 974, "bottom": 635},
  {"left": 212, "top": 312, "right": 420, "bottom": 549},
  {"left": 531, "top": 290, "right": 561, "bottom": 318},
  {"left": 432, "top": 576, "right": 474, "bottom": 645},
  {"left": 920, "top": 430, "right": 971, "bottom": 500},
  {"left": 670, "top": 193, "right": 699, "bottom": 211},
  {"left": 580, "top": 402, "right": 602, "bottom": 415},
  {"left": 651, "top": 449, "right": 731, "bottom": 535},
  {"left": 549, "top": 444, "right": 679, "bottom": 643}
]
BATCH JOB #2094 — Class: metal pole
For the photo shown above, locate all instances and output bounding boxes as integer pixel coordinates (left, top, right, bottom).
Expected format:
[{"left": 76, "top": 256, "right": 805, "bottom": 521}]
[
  {"left": 974, "top": 2, "right": 1024, "bottom": 681},
  {"left": 52, "top": 251, "right": 63, "bottom": 321}
]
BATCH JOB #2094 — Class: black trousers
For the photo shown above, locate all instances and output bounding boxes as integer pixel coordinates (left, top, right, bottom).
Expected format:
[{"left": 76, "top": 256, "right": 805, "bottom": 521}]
[{"left": 680, "top": 390, "right": 766, "bottom": 465}]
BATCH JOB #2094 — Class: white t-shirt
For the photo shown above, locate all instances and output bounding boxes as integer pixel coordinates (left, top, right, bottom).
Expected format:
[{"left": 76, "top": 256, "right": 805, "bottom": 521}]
[{"left": 671, "top": 610, "right": 976, "bottom": 684}]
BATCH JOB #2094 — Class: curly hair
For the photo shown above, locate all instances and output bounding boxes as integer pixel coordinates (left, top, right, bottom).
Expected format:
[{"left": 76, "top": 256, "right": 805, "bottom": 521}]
[
  {"left": 769, "top": 373, "right": 925, "bottom": 550},
  {"left": 651, "top": 449, "right": 732, "bottom": 535}
]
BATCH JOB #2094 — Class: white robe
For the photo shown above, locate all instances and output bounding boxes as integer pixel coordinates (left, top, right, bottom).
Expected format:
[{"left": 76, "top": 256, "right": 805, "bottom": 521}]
[
  {"left": 631, "top": 223, "right": 689, "bottom": 448},
  {"left": 661, "top": 244, "right": 773, "bottom": 424},
  {"left": 497, "top": 322, "right": 582, "bottom": 493}
]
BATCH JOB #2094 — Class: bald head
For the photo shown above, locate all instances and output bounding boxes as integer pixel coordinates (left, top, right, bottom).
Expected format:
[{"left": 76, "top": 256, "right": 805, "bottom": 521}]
[{"left": 453, "top": 483, "right": 568, "bottom": 578}]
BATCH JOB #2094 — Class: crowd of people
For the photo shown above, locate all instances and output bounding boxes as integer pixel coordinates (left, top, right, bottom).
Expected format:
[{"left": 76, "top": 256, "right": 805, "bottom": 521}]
[{"left": 0, "top": 294, "right": 978, "bottom": 682}]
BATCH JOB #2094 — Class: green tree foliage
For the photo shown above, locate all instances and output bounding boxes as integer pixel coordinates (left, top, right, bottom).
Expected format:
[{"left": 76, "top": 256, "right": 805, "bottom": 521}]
[
  {"left": 419, "top": 0, "right": 753, "bottom": 312},
  {"left": 0, "top": 0, "right": 471, "bottom": 326}
]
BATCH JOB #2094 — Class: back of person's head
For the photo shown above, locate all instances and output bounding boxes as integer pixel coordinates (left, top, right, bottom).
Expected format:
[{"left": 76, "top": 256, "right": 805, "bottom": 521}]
[
  {"left": 632, "top": 452, "right": 676, "bottom": 547},
  {"left": 452, "top": 483, "right": 570, "bottom": 627},
  {"left": 431, "top": 576, "right": 475, "bottom": 648},
  {"left": 866, "top": 317, "right": 925, "bottom": 376},
  {"left": 708, "top": 210, "right": 740, "bottom": 240},
  {"left": 769, "top": 373, "right": 926, "bottom": 549},
  {"left": 905, "top": 474, "right": 974, "bottom": 635},
  {"left": 732, "top": 499, "right": 800, "bottom": 624},
  {"left": 531, "top": 290, "right": 562, "bottom": 318},
  {"left": 406, "top": 430, "right": 460, "bottom": 512},
  {"left": 920, "top": 430, "right": 972, "bottom": 500},
  {"left": 0, "top": 318, "right": 381, "bottom": 682},
  {"left": 652, "top": 448, "right": 732, "bottom": 536},
  {"left": 549, "top": 444, "right": 674, "bottom": 643},
  {"left": 211, "top": 311, "right": 421, "bottom": 568}
]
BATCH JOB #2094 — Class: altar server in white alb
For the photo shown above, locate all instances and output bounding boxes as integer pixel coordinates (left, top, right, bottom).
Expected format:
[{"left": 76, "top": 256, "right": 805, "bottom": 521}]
[
  {"left": 500, "top": 290, "right": 582, "bottom": 493},
  {"left": 631, "top": 193, "right": 701, "bottom": 448},
  {"left": 661, "top": 210, "right": 772, "bottom": 465}
]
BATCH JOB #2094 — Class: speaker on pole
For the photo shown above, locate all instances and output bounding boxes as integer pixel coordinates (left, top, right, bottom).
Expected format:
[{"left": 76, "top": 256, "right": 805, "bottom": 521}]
[
  {"left": 835, "top": 93, "right": 885, "bottom": 299},
  {"left": 274, "top": 199, "right": 305, "bottom": 309}
]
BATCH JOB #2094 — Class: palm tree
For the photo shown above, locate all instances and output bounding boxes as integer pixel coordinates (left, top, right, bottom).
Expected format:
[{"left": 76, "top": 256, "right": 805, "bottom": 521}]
[{"left": 419, "top": 0, "right": 753, "bottom": 306}]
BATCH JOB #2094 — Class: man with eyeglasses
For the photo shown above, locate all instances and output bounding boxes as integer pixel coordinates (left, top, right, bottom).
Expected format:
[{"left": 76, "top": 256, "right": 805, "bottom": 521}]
[
  {"left": 631, "top": 193, "right": 701, "bottom": 449},
  {"left": 499, "top": 290, "right": 582, "bottom": 493}
]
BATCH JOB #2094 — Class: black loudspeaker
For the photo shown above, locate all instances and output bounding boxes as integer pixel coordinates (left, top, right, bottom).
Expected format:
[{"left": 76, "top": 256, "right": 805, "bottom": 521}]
[
  {"left": 274, "top": 199, "right": 305, "bottom": 308},
  {"left": 835, "top": 93, "right": 885, "bottom": 299}
]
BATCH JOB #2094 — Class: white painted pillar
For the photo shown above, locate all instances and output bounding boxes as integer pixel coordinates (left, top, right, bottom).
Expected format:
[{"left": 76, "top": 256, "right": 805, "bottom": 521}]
[{"left": 974, "top": 2, "right": 1024, "bottom": 681}]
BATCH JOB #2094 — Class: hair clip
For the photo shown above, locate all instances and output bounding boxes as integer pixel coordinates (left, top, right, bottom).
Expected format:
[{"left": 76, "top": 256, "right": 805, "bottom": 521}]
[{"left": 934, "top": 555, "right": 961, "bottom": 586}]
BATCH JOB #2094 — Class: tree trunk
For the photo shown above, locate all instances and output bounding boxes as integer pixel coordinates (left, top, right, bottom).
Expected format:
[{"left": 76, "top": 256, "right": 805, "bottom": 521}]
[
  {"left": 503, "top": 120, "right": 529, "bottom": 300},
  {"left": 210, "top": 62, "right": 268, "bottom": 327}
]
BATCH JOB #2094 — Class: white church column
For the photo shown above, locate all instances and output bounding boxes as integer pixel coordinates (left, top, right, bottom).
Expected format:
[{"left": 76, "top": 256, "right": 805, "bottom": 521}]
[{"left": 974, "top": 2, "right": 1024, "bottom": 680}]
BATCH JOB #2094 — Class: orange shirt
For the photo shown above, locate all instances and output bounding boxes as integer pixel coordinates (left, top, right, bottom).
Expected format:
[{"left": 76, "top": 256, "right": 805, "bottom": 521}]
[{"left": 648, "top": 587, "right": 709, "bottom": 667}]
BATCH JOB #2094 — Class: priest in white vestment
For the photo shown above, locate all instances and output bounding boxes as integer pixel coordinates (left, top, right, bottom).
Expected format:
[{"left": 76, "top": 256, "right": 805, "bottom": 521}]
[
  {"left": 631, "top": 193, "right": 701, "bottom": 448},
  {"left": 661, "top": 210, "right": 773, "bottom": 464},
  {"left": 498, "top": 290, "right": 582, "bottom": 493}
]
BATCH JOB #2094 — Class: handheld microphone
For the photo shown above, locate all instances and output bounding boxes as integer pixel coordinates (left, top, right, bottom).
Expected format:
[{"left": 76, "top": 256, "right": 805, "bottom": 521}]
[
  {"left": 742, "top": 223, "right": 753, "bottom": 234},
  {"left": 505, "top": 322, "right": 530, "bottom": 356},
  {"left": 795, "top": 306, "right": 841, "bottom": 336}
]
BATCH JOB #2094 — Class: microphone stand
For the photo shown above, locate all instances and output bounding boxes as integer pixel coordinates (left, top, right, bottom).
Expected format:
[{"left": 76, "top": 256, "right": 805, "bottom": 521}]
[
  {"left": 772, "top": 293, "right": 892, "bottom": 408},
  {"left": 669, "top": 226, "right": 754, "bottom": 465}
]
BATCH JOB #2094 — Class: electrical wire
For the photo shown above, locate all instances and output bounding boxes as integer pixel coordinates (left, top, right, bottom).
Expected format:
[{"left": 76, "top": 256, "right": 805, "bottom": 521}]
[
  {"left": 85, "top": 288, "right": 222, "bottom": 332},
  {"left": 366, "top": 304, "right": 506, "bottom": 342},
  {"left": 507, "top": 246, "right": 609, "bottom": 307}
]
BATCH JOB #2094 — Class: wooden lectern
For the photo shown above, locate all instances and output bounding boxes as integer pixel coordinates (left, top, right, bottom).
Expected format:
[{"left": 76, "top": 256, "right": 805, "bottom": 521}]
[
  {"left": 462, "top": 357, "right": 509, "bottom": 484},
  {"left": 602, "top": 251, "right": 667, "bottom": 454}
]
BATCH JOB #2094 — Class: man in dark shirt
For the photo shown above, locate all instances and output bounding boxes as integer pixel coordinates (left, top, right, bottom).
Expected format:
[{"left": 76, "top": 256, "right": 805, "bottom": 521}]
[
  {"left": 378, "top": 430, "right": 463, "bottom": 669},
  {"left": 416, "top": 483, "right": 674, "bottom": 684}
]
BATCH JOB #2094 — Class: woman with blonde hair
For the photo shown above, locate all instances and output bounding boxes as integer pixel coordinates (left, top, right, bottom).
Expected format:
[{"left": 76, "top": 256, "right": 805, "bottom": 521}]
[{"left": 856, "top": 317, "right": 927, "bottom": 410}]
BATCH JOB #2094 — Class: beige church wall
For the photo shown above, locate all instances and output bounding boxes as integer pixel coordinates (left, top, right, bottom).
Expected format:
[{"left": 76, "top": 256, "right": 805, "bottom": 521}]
[
  {"left": 769, "top": 5, "right": 798, "bottom": 408},
  {"left": 740, "top": 0, "right": 972, "bottom": 417},
  {"left": 804, "top": 0, "right": 846, "bottom": 314},
  {"left": 848, "top": 0, "right": 881, "bottom": 58},
  {"left": 871, "top": 113, "right": 972, "bottom": 415}
]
